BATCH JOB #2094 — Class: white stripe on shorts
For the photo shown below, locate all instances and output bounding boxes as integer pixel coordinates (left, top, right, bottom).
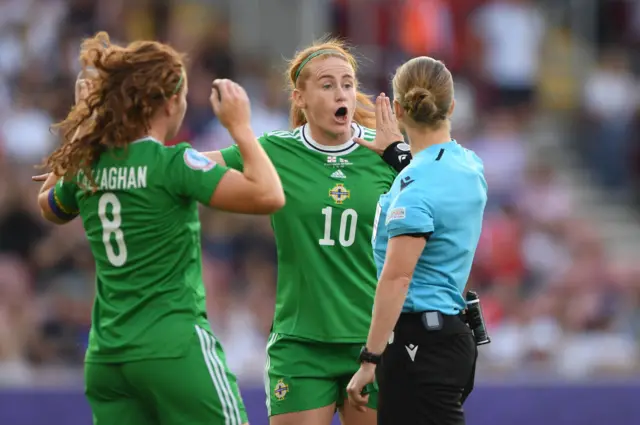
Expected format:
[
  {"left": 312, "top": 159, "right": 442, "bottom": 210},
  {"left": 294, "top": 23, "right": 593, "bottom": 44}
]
[
  {"left": 195, "top": 325, "right": 242, "bottom": 425},
  {"left": 263, "top": 333, "right": 279, "bottom": 416}
]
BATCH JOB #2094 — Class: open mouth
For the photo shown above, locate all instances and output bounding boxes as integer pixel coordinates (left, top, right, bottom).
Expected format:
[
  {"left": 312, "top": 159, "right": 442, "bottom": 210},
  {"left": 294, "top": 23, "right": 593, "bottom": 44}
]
[{"left": 334, "top": 107, "right": 348, "bottom": 123}]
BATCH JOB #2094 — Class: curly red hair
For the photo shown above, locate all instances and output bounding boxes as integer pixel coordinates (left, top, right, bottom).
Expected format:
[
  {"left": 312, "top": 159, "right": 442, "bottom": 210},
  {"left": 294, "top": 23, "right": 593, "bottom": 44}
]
[{"left": 45, "top": 31, "right": 185, "bottom": 187}]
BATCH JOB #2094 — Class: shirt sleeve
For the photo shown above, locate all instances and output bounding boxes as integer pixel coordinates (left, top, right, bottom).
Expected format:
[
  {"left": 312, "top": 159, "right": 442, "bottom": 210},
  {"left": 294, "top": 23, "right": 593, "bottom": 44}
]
[
  {"left": 167, "top": 143, "right": 230, "bottom": 205},
  {"left": 49, "top": 178, "right": 80, "bottom": 221},
  {"left": 219, "top": 134, "right": 271, "bottom": 172},
  {"left": 385, "top": 177, "right": 434, "bottom": 238}
]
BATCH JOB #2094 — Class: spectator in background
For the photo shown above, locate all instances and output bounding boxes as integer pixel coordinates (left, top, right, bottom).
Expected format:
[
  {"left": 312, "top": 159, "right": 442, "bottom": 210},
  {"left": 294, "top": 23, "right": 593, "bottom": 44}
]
[
  {"left": 0, "top": 256, "right": 37, "bottom": 386},
  {"left": 468, "top": 109, "right": 528, "bottom": 210},
  {"left": 472, "top": 0, "right": 545, "bottom": 114},
  {"left": 582, "top": 48, "right": 639, "bottom": 194},
  {"left": 519, "top": 162, "right": 573, "bottom": 291}
]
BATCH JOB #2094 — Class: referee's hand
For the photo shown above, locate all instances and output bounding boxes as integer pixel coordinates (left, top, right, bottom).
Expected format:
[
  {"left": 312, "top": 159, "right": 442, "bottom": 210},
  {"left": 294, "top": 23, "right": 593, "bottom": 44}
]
[
  {"left": 347, "top": 363, "right": 376, "bottom": 412},
  {"left": 353, "top": 93, "right": 404, "bottom": 156}
]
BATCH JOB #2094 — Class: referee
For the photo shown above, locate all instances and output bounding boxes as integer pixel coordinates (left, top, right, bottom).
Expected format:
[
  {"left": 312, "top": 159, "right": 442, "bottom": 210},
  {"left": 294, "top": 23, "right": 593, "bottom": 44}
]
[{"left": 347, "top": 56, "right": 488, "bottom": 425}]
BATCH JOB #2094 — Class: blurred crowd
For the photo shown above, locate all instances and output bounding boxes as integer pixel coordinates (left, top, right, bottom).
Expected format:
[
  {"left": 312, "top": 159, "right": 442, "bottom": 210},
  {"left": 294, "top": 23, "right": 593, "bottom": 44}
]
[{"left": 0, "top": 0, "right": 639, "bottom": 387}]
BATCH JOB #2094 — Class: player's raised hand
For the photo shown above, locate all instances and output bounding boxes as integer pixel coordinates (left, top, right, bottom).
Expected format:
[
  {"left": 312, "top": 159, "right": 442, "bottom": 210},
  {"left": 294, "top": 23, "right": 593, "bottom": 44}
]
[
  {"left": 354, "top": 93, "right": 404, "bottom": 155},
  {"left": 210, "top": 79, "right": 251, "bottom": 133}
]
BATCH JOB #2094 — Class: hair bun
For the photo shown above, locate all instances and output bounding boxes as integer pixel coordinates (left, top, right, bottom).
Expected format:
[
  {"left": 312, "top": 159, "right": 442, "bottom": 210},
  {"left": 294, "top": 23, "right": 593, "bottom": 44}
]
[{"left": 404, "top": 87, "right": 440, "bottom": 123}]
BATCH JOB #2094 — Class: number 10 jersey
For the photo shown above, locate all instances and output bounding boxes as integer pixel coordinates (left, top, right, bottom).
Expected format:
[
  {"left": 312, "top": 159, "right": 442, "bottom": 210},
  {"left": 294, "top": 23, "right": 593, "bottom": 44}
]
[
  {"left": 53, "top": 137, "right": 229, "bottom": 363},
  {"left": 220, "top": 123, "right": 396, "bottom": 343}
]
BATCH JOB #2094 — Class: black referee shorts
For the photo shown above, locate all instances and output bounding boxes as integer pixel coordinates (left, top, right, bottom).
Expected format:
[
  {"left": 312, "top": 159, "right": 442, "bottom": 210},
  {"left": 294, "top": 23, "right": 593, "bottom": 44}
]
[{"left": 376, "top": 312, "right": 477, "bottom": 425}]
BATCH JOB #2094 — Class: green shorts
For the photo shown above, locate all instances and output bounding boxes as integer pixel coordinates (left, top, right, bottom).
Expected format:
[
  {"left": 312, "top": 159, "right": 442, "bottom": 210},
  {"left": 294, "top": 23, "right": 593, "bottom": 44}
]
[
  {"left": 264, "top": 333, "right": 378, "bottom": 416},
  {"left": 85, "top": 325, "right": 248, "bottom": 425}
]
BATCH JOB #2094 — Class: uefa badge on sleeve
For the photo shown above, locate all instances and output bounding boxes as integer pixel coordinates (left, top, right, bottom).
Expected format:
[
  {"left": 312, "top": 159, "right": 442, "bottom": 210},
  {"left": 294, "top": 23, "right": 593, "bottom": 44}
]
[
  {"left": 385, "top": 207, "right": 406, "bottom": 224},
  {"left": 183, "top": 148, "right": 216, "bottom": 172}
]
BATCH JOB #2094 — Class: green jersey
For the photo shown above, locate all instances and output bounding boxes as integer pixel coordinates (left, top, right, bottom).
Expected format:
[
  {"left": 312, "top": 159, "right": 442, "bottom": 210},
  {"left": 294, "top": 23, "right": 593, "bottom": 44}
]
[
  {"left": 52, "top": 137, "right": 229, "bottom": 363},
  {"left": 221, "top": 123, "right": 396, "bottom": 342}
]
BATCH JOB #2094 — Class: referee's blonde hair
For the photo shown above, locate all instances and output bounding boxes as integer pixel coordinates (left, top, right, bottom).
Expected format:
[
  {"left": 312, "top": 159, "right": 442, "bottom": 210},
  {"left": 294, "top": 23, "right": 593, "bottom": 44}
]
[
  {"left": 392, "top": 56, "right": 454, "bottom": 129},
  {"left": 286, "top": 38, "right": 375, "bottom": 129}
]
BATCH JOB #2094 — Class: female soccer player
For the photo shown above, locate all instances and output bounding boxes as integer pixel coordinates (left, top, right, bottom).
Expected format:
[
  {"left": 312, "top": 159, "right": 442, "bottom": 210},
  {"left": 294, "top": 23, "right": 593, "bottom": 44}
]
[
  {"left": 36, "top": 31, "right": 284, "bottom": 425},
  {"left": 347, "top": 56, "right": 487, "bottom": 425},
  {"left": 206, "top": 40, "right": 403, "bottom": 425}
]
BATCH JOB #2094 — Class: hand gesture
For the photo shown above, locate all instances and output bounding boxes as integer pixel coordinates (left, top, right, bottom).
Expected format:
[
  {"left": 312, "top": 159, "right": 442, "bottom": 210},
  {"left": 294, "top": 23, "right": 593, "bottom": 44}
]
[
  {"left": 354, "top": 93, "right": 404, "bottom": 155},
  {"left": 210, "top": 79, "right": 251, "bottom": 133},
  {"left": 346, "top": 364, "right": 376, "bottom": 412}
]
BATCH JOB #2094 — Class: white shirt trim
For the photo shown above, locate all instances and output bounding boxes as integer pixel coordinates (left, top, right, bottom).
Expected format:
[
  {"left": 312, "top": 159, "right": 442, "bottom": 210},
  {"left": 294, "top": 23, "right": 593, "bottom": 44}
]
[
  {"left": 130, "top": 136, "right": 163, "bottom": 145},
  {"left": 299, "top": 123, "right": 362, "bottom": 156}
]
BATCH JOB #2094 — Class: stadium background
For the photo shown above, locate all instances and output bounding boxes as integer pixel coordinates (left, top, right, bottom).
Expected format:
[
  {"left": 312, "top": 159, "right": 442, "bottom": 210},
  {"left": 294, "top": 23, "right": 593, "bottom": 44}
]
[{"left": 0, "top": 0, "right": 639, "bottom": 423}]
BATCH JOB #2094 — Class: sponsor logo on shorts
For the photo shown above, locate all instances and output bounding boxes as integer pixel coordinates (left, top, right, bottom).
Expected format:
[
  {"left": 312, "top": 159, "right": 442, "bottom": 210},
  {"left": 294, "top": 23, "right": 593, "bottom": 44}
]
[
  {"left": 385, "top": 207, "right": 406, "bottom": 224},
  {"left": 274, "top": 379, "right": 289, "bottom": 401},
  {"left": 184, "top": 148, "right": 215, "bottom": 171}
]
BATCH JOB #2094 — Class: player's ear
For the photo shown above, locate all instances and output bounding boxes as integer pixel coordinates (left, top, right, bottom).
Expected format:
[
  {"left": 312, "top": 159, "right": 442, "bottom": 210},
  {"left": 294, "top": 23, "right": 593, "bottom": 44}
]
[
  {"left": 164, "top": 95, "right": 178, "bottom": 116},
  {"left": 393, "top": 99, "right": 404, "bottom": 121},
  {"left": 292, "top": 89, "right": 306, "bottom": 109}
]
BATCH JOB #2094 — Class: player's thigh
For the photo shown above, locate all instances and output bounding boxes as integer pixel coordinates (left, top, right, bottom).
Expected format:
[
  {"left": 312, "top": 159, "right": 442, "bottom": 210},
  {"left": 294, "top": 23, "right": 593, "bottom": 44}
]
[
  {"left": 125, "top": 326, "right": 248, "bottom": 425},
  {"left": 84, "top": 362, "right": 157, "bottom": 425},
  {"left": 338, "top": 403, "right": 377, "bottom": 425},
  {"left": 270, "top": 403, "right": 336, "bottom": 425},
  {"left": 266, "top": 334, "right": 341, "bottom": 417}
]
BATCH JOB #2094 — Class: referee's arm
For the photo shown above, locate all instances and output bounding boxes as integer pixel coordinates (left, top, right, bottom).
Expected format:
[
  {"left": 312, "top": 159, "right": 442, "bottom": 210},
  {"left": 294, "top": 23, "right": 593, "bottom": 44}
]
[
  {"left": 366, "top": 235, "right": 424, "bottom": 355},
  {"left": 347, "top": 234, "right": 424, "bottom": 409},
  {"left": 366, "top": 187, "right": 434, "bottom": 355},
  {"left": 348, "top": 183, "right": 433, "bottom": 409}
]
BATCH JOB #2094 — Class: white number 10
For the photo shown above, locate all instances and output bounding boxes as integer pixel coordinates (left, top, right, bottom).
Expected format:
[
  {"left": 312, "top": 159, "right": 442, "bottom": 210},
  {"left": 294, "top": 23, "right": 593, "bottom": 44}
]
[
  {"left": 98, "top": 193, "right": 128, "bottom": 267},
  {"left": 319, "top": 206, "right": 358, "bottom": 247}
]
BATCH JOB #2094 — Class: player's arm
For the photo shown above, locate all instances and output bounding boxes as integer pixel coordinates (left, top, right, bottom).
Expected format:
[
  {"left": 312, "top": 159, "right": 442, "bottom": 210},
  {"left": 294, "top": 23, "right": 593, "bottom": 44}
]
[
  {"left": 172, "top": 136, "right": 283, "bottom": 215},
  {"left": 202, "top": 131, "right": 272, "bottom": 172},
  {"left": 208, "top": 79, "right": 283, "bottom": 212},
  {"left": 210, "top": 126, "right": 284, "bottom": 213},
  {"left": 365, "top": 181, "right": 433, "bottom": 355},
  {"left": 37, "top": 173, "right": 79, "bottom": 225}
]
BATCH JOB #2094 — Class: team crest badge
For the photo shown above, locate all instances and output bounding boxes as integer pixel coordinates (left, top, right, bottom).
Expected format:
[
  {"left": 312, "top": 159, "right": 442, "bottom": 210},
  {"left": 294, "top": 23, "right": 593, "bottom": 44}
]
[
  {"left": 274, "top": 379, "right": 289, "bottom": 401},
  {"left": 329, "top": 183, "right": 350, "bottom": 204},
  {"left": 183, "top": 148, "right": 215, "bottom": 171}
]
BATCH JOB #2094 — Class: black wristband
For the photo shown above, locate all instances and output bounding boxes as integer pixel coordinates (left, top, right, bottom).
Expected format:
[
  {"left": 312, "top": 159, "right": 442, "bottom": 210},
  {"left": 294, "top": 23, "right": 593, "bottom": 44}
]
[
  {"left": 381, "top": 141, "right": 412, "bottom": 172},
  {"left": 358, "top": 346, "right": 382, "bottom": 365}
]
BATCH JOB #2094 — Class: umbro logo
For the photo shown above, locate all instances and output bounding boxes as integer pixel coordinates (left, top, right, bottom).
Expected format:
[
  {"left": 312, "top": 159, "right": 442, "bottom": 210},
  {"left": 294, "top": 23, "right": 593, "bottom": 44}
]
[
  {"left": 400, "top": 175, "right": 414, "bottom": 191},
  {"left": 330, "top": 169, "right": 346, "bottom": 179}
]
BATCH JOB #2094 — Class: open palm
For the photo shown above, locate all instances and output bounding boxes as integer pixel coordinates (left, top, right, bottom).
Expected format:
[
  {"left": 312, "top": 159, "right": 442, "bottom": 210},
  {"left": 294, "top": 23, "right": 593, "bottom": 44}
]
[{"left": 354, "top": 94, "right": 404, "bottom": 155}]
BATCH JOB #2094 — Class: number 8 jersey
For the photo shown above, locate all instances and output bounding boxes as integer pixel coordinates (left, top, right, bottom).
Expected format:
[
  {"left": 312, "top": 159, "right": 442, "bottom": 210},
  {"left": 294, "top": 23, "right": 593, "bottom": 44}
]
[
  {"left": 220, "top": 123, "right": 396, "bottom": 342},
  {"left": 53, "top": 137, "right": 229, "bottom": 363}
]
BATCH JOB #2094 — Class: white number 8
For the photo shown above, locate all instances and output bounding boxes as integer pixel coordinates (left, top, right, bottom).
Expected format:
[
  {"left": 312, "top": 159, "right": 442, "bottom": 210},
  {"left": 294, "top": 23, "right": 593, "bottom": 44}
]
[{"left": 98, "top": 193, "right": 128, "bottom": 267}]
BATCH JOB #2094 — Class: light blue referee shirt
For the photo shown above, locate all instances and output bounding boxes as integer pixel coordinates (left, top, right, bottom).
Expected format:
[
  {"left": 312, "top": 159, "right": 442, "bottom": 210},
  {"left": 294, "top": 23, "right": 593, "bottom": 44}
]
[{"left": 372, "top": 140, "right": 487, "bottom": 315}]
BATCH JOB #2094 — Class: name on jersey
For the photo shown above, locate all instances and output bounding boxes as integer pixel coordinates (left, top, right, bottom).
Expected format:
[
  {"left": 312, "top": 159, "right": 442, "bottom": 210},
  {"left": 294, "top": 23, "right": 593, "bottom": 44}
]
[{"left": 79, "top": 166, "right": 148, "bottom": 191}]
